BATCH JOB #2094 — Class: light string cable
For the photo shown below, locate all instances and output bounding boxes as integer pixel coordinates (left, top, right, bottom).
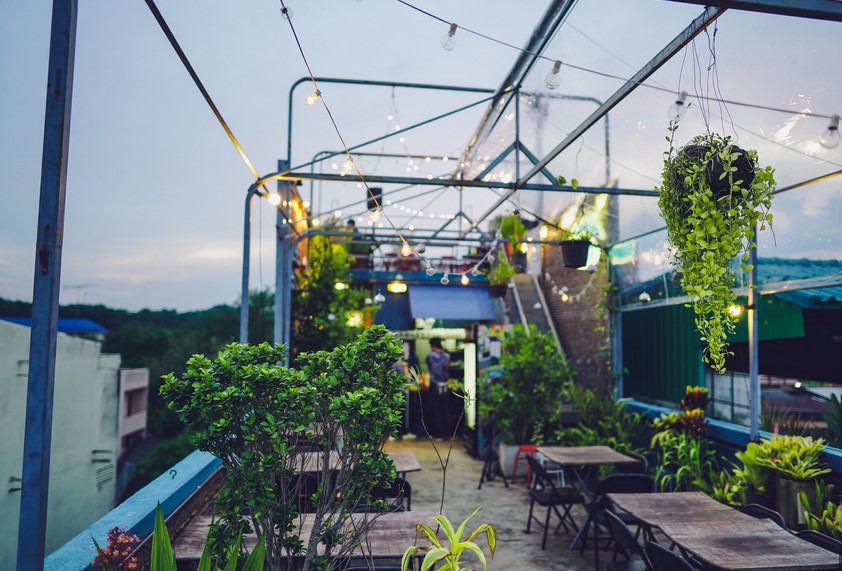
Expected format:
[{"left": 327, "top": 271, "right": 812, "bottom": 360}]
[
  {"left": 392, "top": 0, "right": 837, "bottom": 121},
  {"left": 278, "top": 0, "right": 495, "bottom": 283},
  {"left": 143, "top": 0, "right": 301, "bottom": 236}
]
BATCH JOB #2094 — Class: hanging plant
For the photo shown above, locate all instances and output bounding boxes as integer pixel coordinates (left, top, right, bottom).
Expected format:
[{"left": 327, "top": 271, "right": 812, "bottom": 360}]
[{"left": 657, "top": 124, "right": 775, "bottom": 373}]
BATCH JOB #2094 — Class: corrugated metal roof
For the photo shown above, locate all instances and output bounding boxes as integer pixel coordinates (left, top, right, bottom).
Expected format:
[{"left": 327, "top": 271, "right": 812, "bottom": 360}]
[
  {"left": 757, "top": 258, "right": 842, "bottom": 308},
  {"left": 0, "top": 317, "right": 109, "bottom": 334}
]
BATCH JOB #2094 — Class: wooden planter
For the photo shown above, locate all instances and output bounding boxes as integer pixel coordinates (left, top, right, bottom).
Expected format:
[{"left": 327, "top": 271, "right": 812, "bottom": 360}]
[
  {"left": 560, "top": 239, "right": 590, "bottom": 268},
  {"left": 774, "top": 476, "right": 814, "bottom": 530}
]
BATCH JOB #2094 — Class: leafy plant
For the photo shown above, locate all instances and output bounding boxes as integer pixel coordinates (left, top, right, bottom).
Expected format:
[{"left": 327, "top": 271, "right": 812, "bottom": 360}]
[
  {"left": 401, "top": 507, "right": 496, "bottom": 571},
  {"left": 497, "top": 214, "right": 526, "bottom": 245},
  {"left": 486, "top": 259, "right": 515, "bottom": 285},
  {"left": 823, "top": 394, "right": 842, "bottom": 448},
  {"left": 734, "top": 441, "right": 770, "bottom": 496},
  {"left": 478, "top": 325, "right": 575, "bottom": 444},
  {"left": 657, "top": 124, "right": 775, "bottom": 373},
  {"left": 751, "top": 434, "right": 830, "bottom": 481},
  {"left": 160, "top": 326, "right": 404, "bottom": 570},
  {"left": 651, "top": 430, "right": 717, "bottom": 492},
  {"left": 800, "top": 480, "right": 842, "bottom": 540},
  {"left": 706, "top": 469, "right": 744, "bottom": 508}
]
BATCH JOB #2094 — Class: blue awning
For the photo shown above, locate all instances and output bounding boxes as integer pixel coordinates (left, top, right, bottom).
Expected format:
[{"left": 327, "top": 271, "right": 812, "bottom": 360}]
[
  {"left": 0, "top": 317, "right": 109, "bottom": 334},
  {"left": 408, "top": 285, "right": 496, "bottom": 322}
]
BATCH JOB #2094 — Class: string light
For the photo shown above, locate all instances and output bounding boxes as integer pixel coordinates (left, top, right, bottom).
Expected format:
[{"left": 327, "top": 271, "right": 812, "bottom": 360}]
[
  {"left": 440, "top": 274, "right": 450, "bottom": 285},
  {"left": 544, "top": 60, "right": 562, "bottom": 90},
  {"left": 425, "top": 264, "right": 436, "bottom": 276},
  {"left": 460, "top": 274, "right": 470, "bottom": 286},
  {"left": 305, "top": 89, "right": 320, "bottom": 106},
  {"left": 401, "top": 241, "right": 413, "bottom": 257},
  {"left": 667, "top": 91, "right": 689, "bottom": 122},
  {"left": 373, "top": 293, "right": 386, "bottom": 304},
  {"left": 280, "top": 6, "right": 293, "bottom": 19},
  {"left": 820, "top": 114, "right": 840, "bottom": 149},
  {"left": 267, "top": 193, "right": 282, "bottom": 206},
  {"left": 441, "top": 23, "right": 457, "bottom": 51}
]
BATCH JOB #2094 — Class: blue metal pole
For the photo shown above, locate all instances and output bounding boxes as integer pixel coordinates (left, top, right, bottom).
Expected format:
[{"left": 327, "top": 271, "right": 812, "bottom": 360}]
[
  {"left": 748, "top": 228, "right": 760, "bottom": 440},
  {"left": 18, "top": 1, "right": 77, "bottom": 569},
  {"left": 275, "top": 160, "right": 291, "bottom": 356}
]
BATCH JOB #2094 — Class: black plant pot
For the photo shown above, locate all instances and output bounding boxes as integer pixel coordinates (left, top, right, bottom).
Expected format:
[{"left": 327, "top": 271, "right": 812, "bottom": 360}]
[
  {"left": 675, "top": 144, "right": 756, "bottom": 199},
  {"left": 489, "top": 284, "right": 508, "bottom": 298},
  {"left": 560, "top": 240, "right": 590, "bottom": 268}
]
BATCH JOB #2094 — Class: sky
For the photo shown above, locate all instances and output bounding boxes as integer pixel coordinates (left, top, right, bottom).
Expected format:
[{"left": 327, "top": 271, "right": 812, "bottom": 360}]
[{"left": 1, "top": 0, "right": 840, "bottom": 312}]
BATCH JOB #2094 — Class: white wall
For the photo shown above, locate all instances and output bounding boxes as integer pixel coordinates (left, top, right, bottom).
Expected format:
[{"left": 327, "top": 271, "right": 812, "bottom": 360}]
[{"left": 0, "top": 321, "right": 120, "bottom": 563}]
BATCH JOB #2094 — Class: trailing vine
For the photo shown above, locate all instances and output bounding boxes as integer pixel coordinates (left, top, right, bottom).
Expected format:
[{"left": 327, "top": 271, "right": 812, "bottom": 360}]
[{"left": 657, "top": 122, "right": 775, "bottom": 372}]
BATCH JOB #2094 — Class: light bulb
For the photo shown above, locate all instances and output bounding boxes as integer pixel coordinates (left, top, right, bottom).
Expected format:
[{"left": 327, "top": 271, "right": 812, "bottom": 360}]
[
  {"left": 544, "top": 60, "right": 562, "bottom": 90},
  {"left": 364, "top": 297, "right": 372, "bottom": 305},
  {"left": 533, "top": 302, "right": 542, "bottom": 310},
  {"left": 401, "top": 242, "right": 412, "bottom": 257},
  {"left": 560, "top": 292, "right": 570, "bottom": 302},
  {"left": 440, "top": 274, "right": 450, "bottom": 285},
  {"left": 728, "top": 304, "right": 744, "bottom": 318},
  {"left": 820, "top": 114, "right": 840, "bottom": 149},
  {"left": 487, "top": 253, "right": 495, "bottom": 263},
  {"left": 305, "top": 89, "right": 320, "bottom": 106},
  {"left": 373, "top": 293, "right": 386, "bottom": 304},
  {"left": 470, "top": 267, "right": 479, "bottom": 277},
  {"left": 441, "top": 23, "right": 457, "bottom": 51},
  {"left": 639, "top": 292, "right": 651, "bottom": 303},
  {"left": 342, "top": 158, "right": 354, "bottom": 173},
  {"left": 425, "top": 265, "right": 436, "bottom": 276},
  {"left": 667, "top": 90, "right": 688, "bottom": 122},
  {"left": 460, "top": 274, "right": 469, "bottom": 286},
  {"left": 267, "top": 193, "right": 281, "bottom": 206},
  {"left": 415, "top": 242, "right": 426, "bottom": 253}
]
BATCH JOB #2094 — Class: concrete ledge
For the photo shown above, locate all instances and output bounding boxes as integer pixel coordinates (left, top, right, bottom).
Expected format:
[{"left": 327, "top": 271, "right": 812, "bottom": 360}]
[{"left": 45, "top": 450, "right": 220, "bottom": 570}]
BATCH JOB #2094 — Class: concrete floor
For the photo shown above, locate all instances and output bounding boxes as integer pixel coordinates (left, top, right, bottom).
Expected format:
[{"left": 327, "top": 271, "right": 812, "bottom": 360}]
[{"left": 383, "top": 436, "right": 601, "bottom": 571}]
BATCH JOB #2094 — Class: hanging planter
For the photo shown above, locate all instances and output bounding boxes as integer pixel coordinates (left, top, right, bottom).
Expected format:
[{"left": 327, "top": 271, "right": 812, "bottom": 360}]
[
  {"left": 560, "top": 239, "right": 591, "bottom": 268},
  {"left": 657, "top": 127, "right": 775, "bottom": 373},
  {"left": 486, "top": 259, "right": 514, "bottom": 298}
]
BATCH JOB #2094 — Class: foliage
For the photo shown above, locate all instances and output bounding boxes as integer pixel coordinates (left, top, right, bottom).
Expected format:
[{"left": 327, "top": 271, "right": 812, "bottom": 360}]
[
  {"left": 657, "top": 124, "right": 775, "bottom": 373},
  {"left": 496, "top": 214, "right": 526, "bottom": 245},
  {"left": 651, "top": 430, "right": 717, "bottom": 492},
  {"left": 144, "top": 504, "right": 265, "bottom": 571},
  {"left": 486, "top": 259, "right": 515, "bottom": 285},
  {"left": 800, "top": 480, "right": 842, "bottom": 540},
  {"left": 823, "top": 394, "right": 842, "bottom": 448},
  {"left": 734, "top": 441, "right": 770, "bottom": 496},
  {"left": 92, "top": 527, "right": 140, "bottom": 570},
  {"left": 554, "top": 386, "right": 647, "bottom": 464},
  {"left": 706, "top": 469, "right": 744, "bottom": 508},
  {"left": 478, "top": 325, "right": 575, "bottom": 444},
  {"left": 160, "top": 326, "right": 404, "bottom": 570},
  {"left": 292, "top": 235, "right": 368, "bottom": 362},
  {"left": 761, "top": 404, "right": 813, "bottom": 438},
  {"left": 751, "top": 434, "right": 830, "bottom": 481},
  {"left": 401, "top": 507, "right": 496, "bottom": 571}
]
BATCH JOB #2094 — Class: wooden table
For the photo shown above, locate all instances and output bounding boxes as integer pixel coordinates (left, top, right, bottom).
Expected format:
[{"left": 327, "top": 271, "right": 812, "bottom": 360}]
[
  {"left": 295, "top": 450, "right": 421, "bottom": 476},
  {"left": 538, "top": 446, "right": 640, "bottom": 468},
  {"left": 609, "top": 492, "right": 840, "bottom": 570},
  {"left": 174, "top": 509, "right": 440, "bottom": 561},
  {"left": 389, "top": 450, "right": 422, "bottom": 477}
]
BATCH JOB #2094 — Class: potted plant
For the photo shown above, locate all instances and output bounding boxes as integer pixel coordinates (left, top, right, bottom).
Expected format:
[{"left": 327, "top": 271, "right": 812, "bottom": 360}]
[
  {"left": 657, "top": 124, "right": 775, "bottom": 373},
  {"left": 478, "top": 325, "right": 575, "bottom": 476},
  {"left": 497, "top": 214, "right": 526, "bottom": 256},
  {"left": 558, "top": 228, "right": 594, "bottom": 269},
  {"left": 401, "top": 507, "right": 496, "bottom": 571},
  {"left": 160, "top": 326, "right": 405, "bottom": 570},
  {"left": 752, "top": 434, "right": 831, "bottom": 529},
  {"left": 486, "top": 259, "right": 515, "bottom": 298}
]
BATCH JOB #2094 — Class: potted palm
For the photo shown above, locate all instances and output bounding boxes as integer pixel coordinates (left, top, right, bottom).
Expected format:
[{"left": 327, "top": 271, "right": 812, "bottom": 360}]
[{"left": 657, "top": 124, "right": 775, "bottom": 373}]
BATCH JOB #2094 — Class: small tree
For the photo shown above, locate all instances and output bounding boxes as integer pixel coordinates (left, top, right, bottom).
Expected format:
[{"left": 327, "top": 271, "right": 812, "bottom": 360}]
[
  {"left": 160, "top": 325, "right": 404, "bottom": 570},
  {"left": 479, "top": 325, "right": 575, "bottom": 444}
]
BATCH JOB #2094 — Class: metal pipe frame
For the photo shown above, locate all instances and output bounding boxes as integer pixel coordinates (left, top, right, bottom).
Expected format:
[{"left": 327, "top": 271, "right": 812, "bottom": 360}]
[{"left": 665, "top": 0, "right": 842, "bottom": 22}]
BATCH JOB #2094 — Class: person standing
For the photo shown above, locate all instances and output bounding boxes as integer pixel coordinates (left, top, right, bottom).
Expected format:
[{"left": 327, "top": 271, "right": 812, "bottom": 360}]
[{"left": 425, "top": 337, "right": 451, "bottom": 439}]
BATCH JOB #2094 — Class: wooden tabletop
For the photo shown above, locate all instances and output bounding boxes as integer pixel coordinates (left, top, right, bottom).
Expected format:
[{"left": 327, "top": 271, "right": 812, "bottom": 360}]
[
  {"left": 389, "top": 450, "right": 422, "bottom": 475},
  {"left": 609, "top": 493, "right": 840, "bottom": 570},
  {"left": 537, "top": 446, "right": 639, "bottom": 467},
  {"left": 173, "top": 509, "right": 440, "bottom": 560},
  {"left": 659, "top": 519, "right": 840, "bottom": 570},
  {"left": 608, "top": 491, "right": 737, "bottom": 525}
]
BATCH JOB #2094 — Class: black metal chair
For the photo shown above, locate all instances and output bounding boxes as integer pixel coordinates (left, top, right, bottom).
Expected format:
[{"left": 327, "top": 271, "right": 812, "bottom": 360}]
[
  {"left": 604, "top": 510, "right": 652, "bottom": 571},
  {"left": 579, "top": 473, "right": 653, "bottom": 570},
  {"left": 524, "top": 453, "right": 586, "bottom": 549},
  {"left": 740, "top": 503, "right": 787, "bottom": 529},
  {"left": 646, "top": 540, "right": 694, "bottom": 570},
  {"left": 615, "top": 452, "right": 649, "bottom": 475},
  {"left": 796, "top": 529, "right": 842, "bottom": 555}
]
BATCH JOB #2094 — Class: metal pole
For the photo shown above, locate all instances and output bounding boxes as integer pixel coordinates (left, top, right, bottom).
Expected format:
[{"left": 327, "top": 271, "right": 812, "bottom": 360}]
[
  {"left": 17, "top": 2, "right": 77, "bottom": 569},
  {"left": 748, "top": 227, "right": 760, "bottom": 440},
  {"left": 240, "top": 183, "right": 259, "bottom": 344},
  {"left": 275, "top": 160, "right": 293, "bottom": 361}
]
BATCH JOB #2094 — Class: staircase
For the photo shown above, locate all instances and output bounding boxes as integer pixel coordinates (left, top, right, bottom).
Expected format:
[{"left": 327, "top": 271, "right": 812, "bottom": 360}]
[{"left": 511, "top": 273, "right": 562, "bottom": 352}]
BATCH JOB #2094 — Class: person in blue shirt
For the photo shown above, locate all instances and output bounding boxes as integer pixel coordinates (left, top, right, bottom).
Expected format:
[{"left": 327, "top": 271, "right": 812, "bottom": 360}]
[{"left": 425, "top": 337, "right": 451, "bottom": 439}]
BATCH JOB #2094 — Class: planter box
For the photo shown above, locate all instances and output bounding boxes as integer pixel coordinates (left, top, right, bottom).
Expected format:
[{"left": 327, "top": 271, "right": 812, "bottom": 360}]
[{"left": 775, "top": 477, "right": 814, "bottom": 530}]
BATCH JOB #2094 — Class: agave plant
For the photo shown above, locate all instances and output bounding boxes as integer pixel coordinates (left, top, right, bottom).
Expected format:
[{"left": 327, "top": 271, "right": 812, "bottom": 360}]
[{"left": 401, "top": 507, "right": 496, "bottom": 571}]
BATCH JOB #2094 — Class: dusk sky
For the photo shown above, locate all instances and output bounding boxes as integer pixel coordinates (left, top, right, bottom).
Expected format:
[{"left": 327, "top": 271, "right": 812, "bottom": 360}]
[{"left": 2, "top": 1, "right": 840, "bottom": 311}]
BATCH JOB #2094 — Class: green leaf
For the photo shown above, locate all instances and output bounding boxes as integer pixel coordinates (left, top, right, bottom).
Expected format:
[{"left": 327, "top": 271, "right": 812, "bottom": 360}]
[{"left": 151, "top": 504, "right": 176, "bottom": 571}]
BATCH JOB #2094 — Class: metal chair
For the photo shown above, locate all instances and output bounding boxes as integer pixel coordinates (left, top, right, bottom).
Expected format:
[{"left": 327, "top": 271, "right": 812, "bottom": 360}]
[
  {"left": 796, "top": 529, "right": 842, "bottom": 555},
  {"left": 579, "top": 473, "right": 653, "bottom": 570},
  {"left": 524, "top": 453, "right": 585, "bottom": 549},
  {"left": 604, "top": 510, "right": 652, "bottom": 571},
  {"left": 740, "top": 503, "right": 787, "bottom": 529},
  {"left": 615, "top": 451, "right": 649, "bottom": 475},
  {"left": 646, "top": 540, "right": 694, "bottom": 570}
]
